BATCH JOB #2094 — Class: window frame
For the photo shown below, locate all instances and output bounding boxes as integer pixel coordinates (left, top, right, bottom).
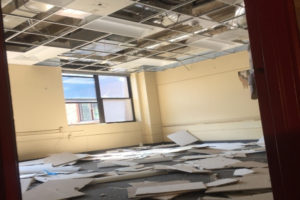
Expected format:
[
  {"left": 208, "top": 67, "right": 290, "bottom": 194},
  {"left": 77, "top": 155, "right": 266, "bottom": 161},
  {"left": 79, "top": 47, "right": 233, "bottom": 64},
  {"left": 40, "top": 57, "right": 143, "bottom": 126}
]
[{"left": 62, "top": 73, "right": 135, "bottom": 125}]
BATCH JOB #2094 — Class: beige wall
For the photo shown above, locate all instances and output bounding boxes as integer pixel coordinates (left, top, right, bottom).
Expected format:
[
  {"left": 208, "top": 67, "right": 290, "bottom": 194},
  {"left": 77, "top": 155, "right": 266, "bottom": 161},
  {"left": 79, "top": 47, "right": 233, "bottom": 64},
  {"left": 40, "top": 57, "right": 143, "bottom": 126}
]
[
  {"left": 155, "top": 51, "right": 263, "bottom": 141},
  {"left": 9, "top": 65, "right": 144, "bottom": 160},
  {"left": 135, "top": 72, "right": 163, "bottom": 144}
]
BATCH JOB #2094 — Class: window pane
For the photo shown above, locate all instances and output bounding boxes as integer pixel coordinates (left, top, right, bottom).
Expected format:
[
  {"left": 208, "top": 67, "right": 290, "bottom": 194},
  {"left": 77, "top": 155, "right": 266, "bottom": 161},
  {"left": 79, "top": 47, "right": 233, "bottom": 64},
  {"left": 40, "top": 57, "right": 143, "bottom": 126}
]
[
  {"left": 66, "top": 103, "right": 99, "bottom": 124},
  {"left": 66, "top": 103, "right": 80, "bottom": 124},
  {"left": 103, "top": 99, "right": 133, "bottom": 122},
  {"left": 63, "top": 76, "right": 97, "bottom": 101},
  {"left": 99, "top": 76, "right": 129, "bottom": 98}
]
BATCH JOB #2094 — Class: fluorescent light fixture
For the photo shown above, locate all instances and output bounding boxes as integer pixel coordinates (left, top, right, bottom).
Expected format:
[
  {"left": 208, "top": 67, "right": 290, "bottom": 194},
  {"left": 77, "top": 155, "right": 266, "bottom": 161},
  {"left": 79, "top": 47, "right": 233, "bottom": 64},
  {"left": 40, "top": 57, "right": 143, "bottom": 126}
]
[
  {"left": 145, "top": 43, "right": 161, "bottom": 49},
  {"left": 25, "top": 1, "right": 54, "bottom": 12},
  {"left": 55, "top": 8, "right": 90, "bottom": 19},
  {"left": 194, "top": 28, "right": 208, "bottom": 34},
  {"left": 169, "top": 34, "right": 192, "bottom": 42},
  {"left": 84, "top": 17, "right": 163, "bottom": 38}
]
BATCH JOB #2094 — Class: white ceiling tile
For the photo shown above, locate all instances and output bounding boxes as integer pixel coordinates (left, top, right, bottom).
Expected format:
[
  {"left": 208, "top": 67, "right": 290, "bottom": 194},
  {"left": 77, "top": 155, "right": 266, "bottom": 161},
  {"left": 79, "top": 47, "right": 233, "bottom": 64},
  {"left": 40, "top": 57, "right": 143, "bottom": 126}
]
[
  {"left": 7, "top": 46, "right": 69, "bottom": 65},
  {"left": 84, "top": 16, "right": 163, "bottom": 38},
  {"left": 112, "top": 58, "right": 176, "bottom": 69},
  {"left": 65, "top": 0, "right": 134, "bottom": 16},
  {"left": 213, "top": 29, "right": 249, "bottom": 42},
  {"left": 189, "top": 38, "right": 237, "bottom": 51},
  {"left": 33, "top": 0, "right": 75, "bottom": 7}
]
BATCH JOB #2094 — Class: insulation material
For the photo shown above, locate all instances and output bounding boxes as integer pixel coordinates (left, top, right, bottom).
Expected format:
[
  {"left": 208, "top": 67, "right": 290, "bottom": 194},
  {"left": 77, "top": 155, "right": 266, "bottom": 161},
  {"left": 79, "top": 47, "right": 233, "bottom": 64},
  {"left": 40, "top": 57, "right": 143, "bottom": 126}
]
[
  {"left": 167, "top": 130, "right": 199, "bottom": 146},
  {"left": 22, "top": 178, "right": 93, "bottom": 200}
]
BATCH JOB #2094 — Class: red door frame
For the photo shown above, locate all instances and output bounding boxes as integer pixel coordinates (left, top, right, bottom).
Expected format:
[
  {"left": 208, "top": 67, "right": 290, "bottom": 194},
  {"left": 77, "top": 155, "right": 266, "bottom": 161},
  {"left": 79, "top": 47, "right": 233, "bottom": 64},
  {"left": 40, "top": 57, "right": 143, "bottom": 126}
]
[
  {"left": 245, "top": 0, "right": 300, "bottom": 199},
  {"left": 0, "top": 7, "right": 22, "bottom": 200},
  {"left": 1, "top": 0, "right": 300, "bottom": 199}
]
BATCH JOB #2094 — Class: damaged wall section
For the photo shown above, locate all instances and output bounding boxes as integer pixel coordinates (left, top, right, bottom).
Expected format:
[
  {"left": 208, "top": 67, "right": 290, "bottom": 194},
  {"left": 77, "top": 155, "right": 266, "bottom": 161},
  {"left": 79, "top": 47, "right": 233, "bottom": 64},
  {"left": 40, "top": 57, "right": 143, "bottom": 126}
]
[{"left": 155, "top": 51, "right": 262, "bottom": 141}]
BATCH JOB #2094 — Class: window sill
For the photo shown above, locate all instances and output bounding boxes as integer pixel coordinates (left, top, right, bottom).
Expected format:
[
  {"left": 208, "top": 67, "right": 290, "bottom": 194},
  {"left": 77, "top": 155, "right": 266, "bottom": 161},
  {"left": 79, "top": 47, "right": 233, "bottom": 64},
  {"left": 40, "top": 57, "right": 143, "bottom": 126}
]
[{"left": 68, "top": 120, "right": 136, "bottom": 126}]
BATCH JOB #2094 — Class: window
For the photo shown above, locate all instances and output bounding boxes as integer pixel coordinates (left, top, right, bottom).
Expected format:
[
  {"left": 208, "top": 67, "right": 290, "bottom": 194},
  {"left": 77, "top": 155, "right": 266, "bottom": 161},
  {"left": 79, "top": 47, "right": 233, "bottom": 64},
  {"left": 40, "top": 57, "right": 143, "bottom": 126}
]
[{"left": 62, "top": 74, "right": 134, "bottom": 124}]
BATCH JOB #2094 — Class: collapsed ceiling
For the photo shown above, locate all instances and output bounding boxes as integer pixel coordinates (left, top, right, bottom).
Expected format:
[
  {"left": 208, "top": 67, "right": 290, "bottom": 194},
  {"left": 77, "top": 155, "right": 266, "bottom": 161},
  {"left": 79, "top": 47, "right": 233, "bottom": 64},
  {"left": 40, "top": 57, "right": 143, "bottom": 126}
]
[{"left": 2, "top": 0, "right": 248, "bottom": 73}]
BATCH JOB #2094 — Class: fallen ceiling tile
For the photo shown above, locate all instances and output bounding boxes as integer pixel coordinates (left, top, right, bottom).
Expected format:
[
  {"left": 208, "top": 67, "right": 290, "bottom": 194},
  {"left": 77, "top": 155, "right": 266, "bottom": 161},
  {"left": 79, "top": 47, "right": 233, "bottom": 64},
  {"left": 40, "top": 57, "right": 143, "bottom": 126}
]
[
  {"left": 43, "top": 152, "right": 84, "bottom": 166},
  {"left": 22, "top": 178, "right": 93, "bottom": 200},
  {"left": 233, "top": 168, "right": 254, "bottom": 176},
  {"left": 167, "top": 130, "right": 199, "bottom": 146},
  {"left": 188, "top": 156, "right": 241, "bottom": 170},
  {"left": 206, "top": 178, "right": 239, "bottom": 187},
  {"left": 20, "top": 178, "right": 34, "bottom": 193},
  {"left": 135, "top": 181, "right": 206, "bottom": 198},
  {"left": 227, "top": 161, "right": 268, "bottom": 168},
  {"left": 229, "top": 192, "right": 273, "bottom": 200},
  {"left": 179, "top": 154, "right": 217, "bottom": 161},
  {"left": 188, "top": 148, "right": 224, "bottom": 155},
  {"left": 206, "top": 174, "right": 271, "bottom": 194},
  {"left": 91, "top": 170, "right": 167, "bottom": 184},
  {"left": 128, "top": 180, "right": 190, "bottom": 199},
  {"left": 19, "top": 163, "right": 80, "bottom": 175},
  {"left": 34, "top": 172, "right": 105, "bottom": 182}
]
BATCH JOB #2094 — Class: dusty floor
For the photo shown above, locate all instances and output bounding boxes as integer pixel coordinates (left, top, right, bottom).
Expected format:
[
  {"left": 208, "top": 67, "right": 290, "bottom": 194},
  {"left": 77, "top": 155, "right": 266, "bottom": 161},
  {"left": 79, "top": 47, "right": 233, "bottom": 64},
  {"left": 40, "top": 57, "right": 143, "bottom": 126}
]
[{"left": 64, "top": 143, "right": 270, "bottom": 200}]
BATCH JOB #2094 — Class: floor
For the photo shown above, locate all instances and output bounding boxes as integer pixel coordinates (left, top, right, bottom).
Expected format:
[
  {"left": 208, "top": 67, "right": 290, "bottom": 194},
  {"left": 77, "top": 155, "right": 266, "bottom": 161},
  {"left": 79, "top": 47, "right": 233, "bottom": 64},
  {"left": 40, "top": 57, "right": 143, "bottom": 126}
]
[{"left": 38, "top": 142, "right": 270, "bottom": 200}]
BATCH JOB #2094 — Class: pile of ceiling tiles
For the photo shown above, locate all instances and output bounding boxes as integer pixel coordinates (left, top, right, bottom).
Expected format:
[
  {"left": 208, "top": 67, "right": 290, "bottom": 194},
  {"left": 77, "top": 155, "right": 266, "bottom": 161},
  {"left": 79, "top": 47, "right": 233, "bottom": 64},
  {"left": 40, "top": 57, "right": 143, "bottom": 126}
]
[{"left": 19, "top": 131, "right": 272, "bottom": 200}]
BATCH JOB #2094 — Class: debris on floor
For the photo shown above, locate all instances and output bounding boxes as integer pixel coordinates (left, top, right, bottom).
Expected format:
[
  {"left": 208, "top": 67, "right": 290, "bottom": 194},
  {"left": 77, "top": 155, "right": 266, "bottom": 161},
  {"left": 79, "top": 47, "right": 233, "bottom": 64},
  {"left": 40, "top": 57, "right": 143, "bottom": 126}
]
[
  {"left": 167, "top": 130, "right": 199, "bottom": 146},
  {"left": 19, "top": 136, "right": 272, "bottom": 200}
]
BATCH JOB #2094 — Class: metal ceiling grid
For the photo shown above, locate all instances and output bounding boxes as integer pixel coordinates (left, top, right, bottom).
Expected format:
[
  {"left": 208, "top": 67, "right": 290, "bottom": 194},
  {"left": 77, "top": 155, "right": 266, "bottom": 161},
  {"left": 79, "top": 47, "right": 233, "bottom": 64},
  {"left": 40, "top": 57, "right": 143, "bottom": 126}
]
[{"left": 1, "top": 0, "right": 248, "bottom": 73}]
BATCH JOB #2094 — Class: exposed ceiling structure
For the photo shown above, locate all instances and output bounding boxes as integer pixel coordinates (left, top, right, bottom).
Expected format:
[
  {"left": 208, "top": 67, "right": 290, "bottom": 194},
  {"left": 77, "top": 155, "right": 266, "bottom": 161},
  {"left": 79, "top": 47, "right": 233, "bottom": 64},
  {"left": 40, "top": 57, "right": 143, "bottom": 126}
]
[{"left": 2, "top": 0, "right": 248, "bottom": 73}]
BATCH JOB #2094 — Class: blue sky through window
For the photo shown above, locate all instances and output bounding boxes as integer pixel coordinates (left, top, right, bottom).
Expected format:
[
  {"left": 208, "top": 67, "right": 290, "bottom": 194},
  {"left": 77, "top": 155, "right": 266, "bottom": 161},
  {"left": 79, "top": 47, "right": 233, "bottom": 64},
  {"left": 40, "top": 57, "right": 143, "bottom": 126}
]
[{"left": 63, "top": 76, "right": 96, "bottom": 99}]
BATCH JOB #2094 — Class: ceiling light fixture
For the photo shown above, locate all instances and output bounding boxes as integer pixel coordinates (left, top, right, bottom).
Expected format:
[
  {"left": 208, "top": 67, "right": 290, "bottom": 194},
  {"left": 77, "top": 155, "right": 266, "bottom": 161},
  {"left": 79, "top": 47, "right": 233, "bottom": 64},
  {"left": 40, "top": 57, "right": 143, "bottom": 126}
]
[
  {"left": 145, "top": 43, "right": 161, "bottom": 49},
  {"left": 194, "top": 28, "right": 208, "bottom": 34},
  {"left": 55, "top": 8, "right": 91, "bottom": 19},
  {"left": 169, "top": 34, "right": 192, "bottom": 42}
]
